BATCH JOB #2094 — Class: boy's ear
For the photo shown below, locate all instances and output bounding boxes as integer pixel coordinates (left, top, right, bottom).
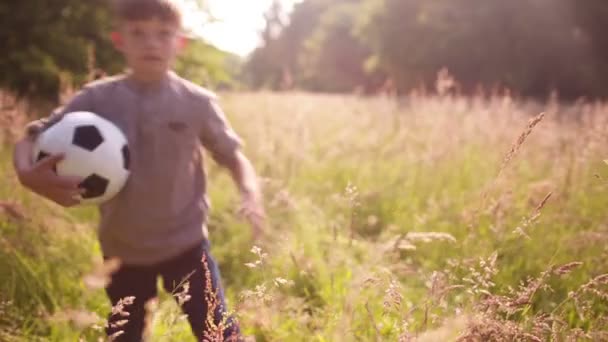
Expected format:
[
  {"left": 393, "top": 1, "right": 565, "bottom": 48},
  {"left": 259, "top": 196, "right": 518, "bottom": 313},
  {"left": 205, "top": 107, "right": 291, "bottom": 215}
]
[
  {"left": 110, "top": 31, "right": 123, "bottom": 50},
  {"left": 178, "top": 35, "right": 189, "bottom": 50}
]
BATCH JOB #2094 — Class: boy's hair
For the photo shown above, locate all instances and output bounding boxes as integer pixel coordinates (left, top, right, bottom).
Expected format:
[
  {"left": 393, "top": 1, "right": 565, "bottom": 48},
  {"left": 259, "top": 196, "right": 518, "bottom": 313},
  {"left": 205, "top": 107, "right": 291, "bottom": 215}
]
[{"left": 112, "top": 0, "right": 182, "bottom": 26}]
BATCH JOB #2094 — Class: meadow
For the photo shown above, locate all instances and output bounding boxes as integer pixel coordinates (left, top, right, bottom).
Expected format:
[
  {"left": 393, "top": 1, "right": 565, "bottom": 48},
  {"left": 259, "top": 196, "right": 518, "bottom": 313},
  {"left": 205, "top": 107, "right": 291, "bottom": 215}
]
[{"left": 1, "top": 91, "right": 607, "bottom": 341}]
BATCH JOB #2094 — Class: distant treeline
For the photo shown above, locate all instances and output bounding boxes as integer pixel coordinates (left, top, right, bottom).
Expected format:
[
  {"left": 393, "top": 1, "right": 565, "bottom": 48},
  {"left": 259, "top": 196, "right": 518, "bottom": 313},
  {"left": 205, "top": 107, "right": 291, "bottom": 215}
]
[
  {"left": 244, "top": 0, "right": 608, "bottom": 99},
  {"left": 3, "top": 1, "right": 608, "bottom": 101},
  {"left": 0, "top": 0, "right": 240, "bottom": 102}
]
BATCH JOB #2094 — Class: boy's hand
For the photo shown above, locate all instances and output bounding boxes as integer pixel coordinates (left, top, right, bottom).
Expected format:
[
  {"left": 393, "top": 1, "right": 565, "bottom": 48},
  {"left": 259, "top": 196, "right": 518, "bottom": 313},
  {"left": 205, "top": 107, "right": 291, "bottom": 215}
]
[
  {"left": 222, "top": 150, "right": 267, "bottom": 241},
  {"left": 19, "top": 154, "right": 84, "bottom": 207},
  {"left": 238, "top": 190, "right": 266, "bottom": 241},
  {"left": 14, "top": 139, "right": 83, "bottom": 207}
]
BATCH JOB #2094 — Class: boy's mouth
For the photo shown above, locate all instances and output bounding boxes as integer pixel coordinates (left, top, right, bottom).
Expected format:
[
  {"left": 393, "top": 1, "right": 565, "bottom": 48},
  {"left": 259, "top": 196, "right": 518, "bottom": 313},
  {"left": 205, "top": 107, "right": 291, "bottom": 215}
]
[{"left": 142, "top": 55, "right": 163, "bottom": 62}]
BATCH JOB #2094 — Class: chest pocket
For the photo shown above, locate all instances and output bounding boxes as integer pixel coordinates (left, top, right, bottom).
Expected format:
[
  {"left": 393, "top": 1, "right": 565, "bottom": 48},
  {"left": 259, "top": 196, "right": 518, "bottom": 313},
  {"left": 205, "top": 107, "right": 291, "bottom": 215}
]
[{"left": 138, "top": 115, "right": 199, "bottom": 166}]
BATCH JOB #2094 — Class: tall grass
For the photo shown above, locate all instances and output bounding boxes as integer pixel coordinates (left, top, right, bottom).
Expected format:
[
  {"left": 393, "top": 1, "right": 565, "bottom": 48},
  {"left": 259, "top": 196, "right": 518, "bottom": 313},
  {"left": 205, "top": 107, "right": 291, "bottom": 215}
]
[{"left": 1, "top": 90, "right": 607, "bottom": 341}]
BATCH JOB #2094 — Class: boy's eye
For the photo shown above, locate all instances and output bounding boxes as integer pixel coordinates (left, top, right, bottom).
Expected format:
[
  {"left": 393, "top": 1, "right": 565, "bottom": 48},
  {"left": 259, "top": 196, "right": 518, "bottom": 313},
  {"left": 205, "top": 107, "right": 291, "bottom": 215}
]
[{"left": 131, "top": 29, "right": 144, "bottom": 38}]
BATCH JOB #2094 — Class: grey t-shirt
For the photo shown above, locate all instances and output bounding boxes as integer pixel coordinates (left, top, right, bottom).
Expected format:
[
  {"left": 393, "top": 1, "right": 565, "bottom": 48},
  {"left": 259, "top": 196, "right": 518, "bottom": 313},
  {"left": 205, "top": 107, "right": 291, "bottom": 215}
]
[{"left": 26, "top": 72, "right": 242, "bottom": 265}]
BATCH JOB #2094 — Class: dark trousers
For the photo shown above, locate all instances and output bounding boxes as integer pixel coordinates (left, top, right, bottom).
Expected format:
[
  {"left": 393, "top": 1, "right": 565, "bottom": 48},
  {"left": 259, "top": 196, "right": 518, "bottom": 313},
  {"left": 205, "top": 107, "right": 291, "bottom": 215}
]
[{"left": 104, "top": 241, "right": 240, "bottom": 341}]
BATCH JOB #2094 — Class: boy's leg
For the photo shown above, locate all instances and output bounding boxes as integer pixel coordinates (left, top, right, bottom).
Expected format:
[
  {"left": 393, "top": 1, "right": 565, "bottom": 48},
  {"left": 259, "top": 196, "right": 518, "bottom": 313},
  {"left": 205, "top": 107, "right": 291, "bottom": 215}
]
[
  {"left": 105, "top": 262, "right": 158, "bottom": 341},
  {"left": 160, "top": 241, "right": 241, "bottom": 341}
]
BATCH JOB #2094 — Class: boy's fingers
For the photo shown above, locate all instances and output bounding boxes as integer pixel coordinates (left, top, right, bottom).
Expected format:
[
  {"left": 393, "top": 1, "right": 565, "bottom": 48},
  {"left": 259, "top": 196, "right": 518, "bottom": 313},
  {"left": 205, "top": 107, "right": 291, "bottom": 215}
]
[
  {"left": 239, "top": 205, "right": 265, "bottom": 222},
  {"left": 52, "top": 189, "right": 83, "bottom": 206},
  {"left": 57, "top": 196, "right": 81, "bottom": 207},
  {"left": 36, "top": 153, "right": 64, "bottom": 170},
  {"left": 246, "top": 210, "right": 266, "bottom": 229},
  {"left": 48, "top": 176, "right": 82, "bottom": 189},
  {"left": 71, "top": 193, "right": 84, "bottom": 202},
  {"left": 66, "top": 176, "right": 85, "bottom": 188}
]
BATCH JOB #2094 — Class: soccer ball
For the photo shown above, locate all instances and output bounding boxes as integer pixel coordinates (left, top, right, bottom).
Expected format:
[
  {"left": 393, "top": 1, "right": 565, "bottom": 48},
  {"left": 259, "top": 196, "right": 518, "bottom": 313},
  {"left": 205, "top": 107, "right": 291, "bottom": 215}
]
[{"left": 32, "top": 111, "right": 130, "bottom": 205}]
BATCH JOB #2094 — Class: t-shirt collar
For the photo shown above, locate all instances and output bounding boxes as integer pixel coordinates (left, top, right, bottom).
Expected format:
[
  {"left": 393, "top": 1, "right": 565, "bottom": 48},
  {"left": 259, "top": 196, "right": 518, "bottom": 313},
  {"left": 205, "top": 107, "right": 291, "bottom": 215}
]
[{"left": 124, "top": 70, "right": 174, "bottom": 95}]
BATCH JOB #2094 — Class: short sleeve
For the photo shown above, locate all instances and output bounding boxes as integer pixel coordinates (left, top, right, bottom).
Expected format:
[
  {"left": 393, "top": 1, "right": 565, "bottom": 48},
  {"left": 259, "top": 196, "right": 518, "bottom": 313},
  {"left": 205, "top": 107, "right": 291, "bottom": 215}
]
[
  {"left": 198, "top": 98, "right": 243, "bottom": 165},
  {"left": 24, "top": 87, "right": 93, "bottom": 139}
]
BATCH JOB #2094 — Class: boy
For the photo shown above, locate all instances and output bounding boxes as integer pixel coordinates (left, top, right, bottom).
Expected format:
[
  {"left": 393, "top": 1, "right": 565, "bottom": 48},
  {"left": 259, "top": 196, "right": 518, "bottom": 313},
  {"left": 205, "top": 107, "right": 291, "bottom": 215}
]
[{"left": 12, "top": 0, "right": 265, "bottom": 340}]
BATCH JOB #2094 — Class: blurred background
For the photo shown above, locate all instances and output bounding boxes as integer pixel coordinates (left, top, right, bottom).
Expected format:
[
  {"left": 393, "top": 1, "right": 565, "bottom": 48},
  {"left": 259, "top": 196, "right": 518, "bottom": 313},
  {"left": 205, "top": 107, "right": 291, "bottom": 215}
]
[
  {"left": 3, "top": 0, "right": 608, "bottom": 102},
  {"left": 2, "top": 1, "right": 608, "bottom": 341}
]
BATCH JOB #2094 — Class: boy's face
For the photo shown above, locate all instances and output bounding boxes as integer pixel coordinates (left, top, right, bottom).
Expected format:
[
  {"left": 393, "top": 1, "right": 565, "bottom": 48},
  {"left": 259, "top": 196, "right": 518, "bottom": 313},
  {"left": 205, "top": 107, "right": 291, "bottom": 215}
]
[{"left": 114, "top": 18, "right": 182, "bottom": 80}]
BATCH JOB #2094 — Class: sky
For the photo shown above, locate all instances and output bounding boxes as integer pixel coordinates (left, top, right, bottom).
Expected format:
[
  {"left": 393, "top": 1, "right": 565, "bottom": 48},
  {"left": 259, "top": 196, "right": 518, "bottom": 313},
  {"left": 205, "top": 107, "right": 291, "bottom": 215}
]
[{"left": 181, "top": 0, "right": 301, "bottom": 57}]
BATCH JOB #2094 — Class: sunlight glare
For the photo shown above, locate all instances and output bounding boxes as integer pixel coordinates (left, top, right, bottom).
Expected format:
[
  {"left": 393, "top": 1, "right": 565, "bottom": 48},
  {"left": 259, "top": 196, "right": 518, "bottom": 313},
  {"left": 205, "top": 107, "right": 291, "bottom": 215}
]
[{"left": 181, "top": 0, "right": 302, "bottom": 56}]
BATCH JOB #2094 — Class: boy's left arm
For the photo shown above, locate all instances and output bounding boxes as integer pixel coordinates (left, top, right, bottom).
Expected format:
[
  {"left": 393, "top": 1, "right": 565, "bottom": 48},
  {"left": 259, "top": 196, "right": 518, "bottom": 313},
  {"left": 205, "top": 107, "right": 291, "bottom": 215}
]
[
  {"left": 198, "top": 97, "right": 266, "bottom": 240},
  {"left": 221, "top": 149, "right": 266, "bottom": 240}
]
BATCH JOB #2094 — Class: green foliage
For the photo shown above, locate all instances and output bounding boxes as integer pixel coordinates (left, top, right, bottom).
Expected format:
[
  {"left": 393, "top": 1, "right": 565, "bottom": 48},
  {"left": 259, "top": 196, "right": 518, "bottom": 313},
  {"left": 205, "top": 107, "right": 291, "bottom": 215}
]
[
  {"left": 299, "top": 1, "right": 372, "bottom": 92},
  {"left": 175, "top": 39, "right": 242, "bottom": 90},
  {"left": 0, "top": 0, "right": 122, "bottom": 101},
  {"left": 4, "top": 93, "right": 607, "bottom": 340},
  {"left": 360, "top": 0, "right": 595, "bottom": 97},
  {"left": 245, "top": 0, "right": 608, "bottom": 99},
  {"left": 0, "top": 1, "right": 241, "bottom": 103}
]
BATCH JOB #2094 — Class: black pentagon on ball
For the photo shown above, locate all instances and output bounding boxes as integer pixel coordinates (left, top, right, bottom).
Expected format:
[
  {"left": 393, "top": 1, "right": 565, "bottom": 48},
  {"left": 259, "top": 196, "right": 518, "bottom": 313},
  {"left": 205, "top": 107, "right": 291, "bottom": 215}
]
[
  {"left": 36, "top": 150, "right": 57, "bottom": 173},
  {"left": 72, "top": 125, "right": 104, "bottom": 151},
  {"left": 122, "top": 144, "right": 130, "bottom": 170},
  {"left": 79, "top": 173, "right": 109, "bottom": 199}
]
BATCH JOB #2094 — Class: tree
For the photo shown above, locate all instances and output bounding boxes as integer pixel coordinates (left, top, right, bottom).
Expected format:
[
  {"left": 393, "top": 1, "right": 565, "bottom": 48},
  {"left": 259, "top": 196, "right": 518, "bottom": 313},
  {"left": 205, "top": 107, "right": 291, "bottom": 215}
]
[
  {"left": 0, "top": 0, "right": 121, "bottom": 101},
  {"left": 244, "top": 0, "right": 608, "bottom": 99},
  {"left": 359, "top": 0, "right": 596, "bottom": 98},
  {"left": 175, "top": 39, "right": 242, "bottom": 90},
  {"left": 244, "top": 0, "right": 288, "bottom": 89},
  {"left": 300, "top": 1, "right": 372, "bottom": 92},
  {"left": 0, "top": 0, "right": 241, "bottom": 102},
  {"left": 571, "top": 0, "right": 608, "bottom": 97}
]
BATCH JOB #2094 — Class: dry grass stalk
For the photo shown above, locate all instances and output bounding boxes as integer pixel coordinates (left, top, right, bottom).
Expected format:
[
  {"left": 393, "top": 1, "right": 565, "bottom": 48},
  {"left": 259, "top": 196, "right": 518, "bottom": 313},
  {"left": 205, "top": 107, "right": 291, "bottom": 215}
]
[
  {"left": 53, "top": 309, "right": 101, "bottom": 330},
  {"left": 201, "top": 253, "right": 237, "bottom": 342},
  {"left": 142, "top": 298, "right": 159, "bottom": 342},
  {"left": 513, "top": 191, "right": 552, "bottom": 238},
  {"left": 383, "top": 279, "right": 403, "bottom": 315},
  {"left": 0, "top": 202, "right": 26, "bottom": 221},
  {"left": 480, "top": 111, "right": 547, "bottom": 212},
  {"left": 0, "top": 91, "right": 28, "bottom": 144},
  {"left": 365, "top": 301, "right": 382, "bottom": 342},
  {"left": 82, "top": 258, "right": 121, "bottom": 290},
  {"left": 498, "top": 112, "right": 547, "bottom": 177},
  {"left": 105, "top": 295, "right": 135, "bottom": 341},
  {"left": 458, "top": 258, "right": 607, "bottom": 341},
  {"left": 5, "top": 92, "right": 608, "bottom": 340},
  {"left": 553, "top": 262, "right": 584, "bottom": 276}
]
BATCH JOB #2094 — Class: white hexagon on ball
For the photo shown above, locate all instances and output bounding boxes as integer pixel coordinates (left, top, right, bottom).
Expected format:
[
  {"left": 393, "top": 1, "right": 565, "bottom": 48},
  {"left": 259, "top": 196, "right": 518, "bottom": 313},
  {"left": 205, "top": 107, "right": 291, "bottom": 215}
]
[{"left": 32, "top": 111, "right": 130, "bottom": 205}]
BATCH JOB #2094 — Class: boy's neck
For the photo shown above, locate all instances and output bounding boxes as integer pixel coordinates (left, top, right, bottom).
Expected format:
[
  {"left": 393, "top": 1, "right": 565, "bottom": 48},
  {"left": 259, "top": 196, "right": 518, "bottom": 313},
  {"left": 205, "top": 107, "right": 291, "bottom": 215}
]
[{"left": 126, "top": 70, "right": 172, "bottom": 91}]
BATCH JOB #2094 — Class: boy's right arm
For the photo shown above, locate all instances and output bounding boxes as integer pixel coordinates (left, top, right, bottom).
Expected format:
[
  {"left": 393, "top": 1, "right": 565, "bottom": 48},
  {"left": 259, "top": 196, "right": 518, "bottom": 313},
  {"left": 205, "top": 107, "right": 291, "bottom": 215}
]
[
  {"left": 12, "top": 86, "right": 94, "bottom": 207},
  {"left": 13, "top": 136, "right": 83, "bottom": 207}
]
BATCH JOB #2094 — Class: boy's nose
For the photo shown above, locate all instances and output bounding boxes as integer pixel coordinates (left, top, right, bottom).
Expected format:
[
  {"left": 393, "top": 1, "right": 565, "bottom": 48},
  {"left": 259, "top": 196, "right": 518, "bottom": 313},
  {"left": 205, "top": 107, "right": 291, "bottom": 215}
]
[{"left": 142, "top": 34, "right": 162, "bottom": 48}]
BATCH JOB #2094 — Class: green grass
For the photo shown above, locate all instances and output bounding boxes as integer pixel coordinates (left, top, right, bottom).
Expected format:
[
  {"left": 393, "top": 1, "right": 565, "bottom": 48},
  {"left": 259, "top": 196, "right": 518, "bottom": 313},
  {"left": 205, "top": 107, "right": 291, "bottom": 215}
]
[{"left": 1, "top": 92, "right": 607, "bottom": 341}]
